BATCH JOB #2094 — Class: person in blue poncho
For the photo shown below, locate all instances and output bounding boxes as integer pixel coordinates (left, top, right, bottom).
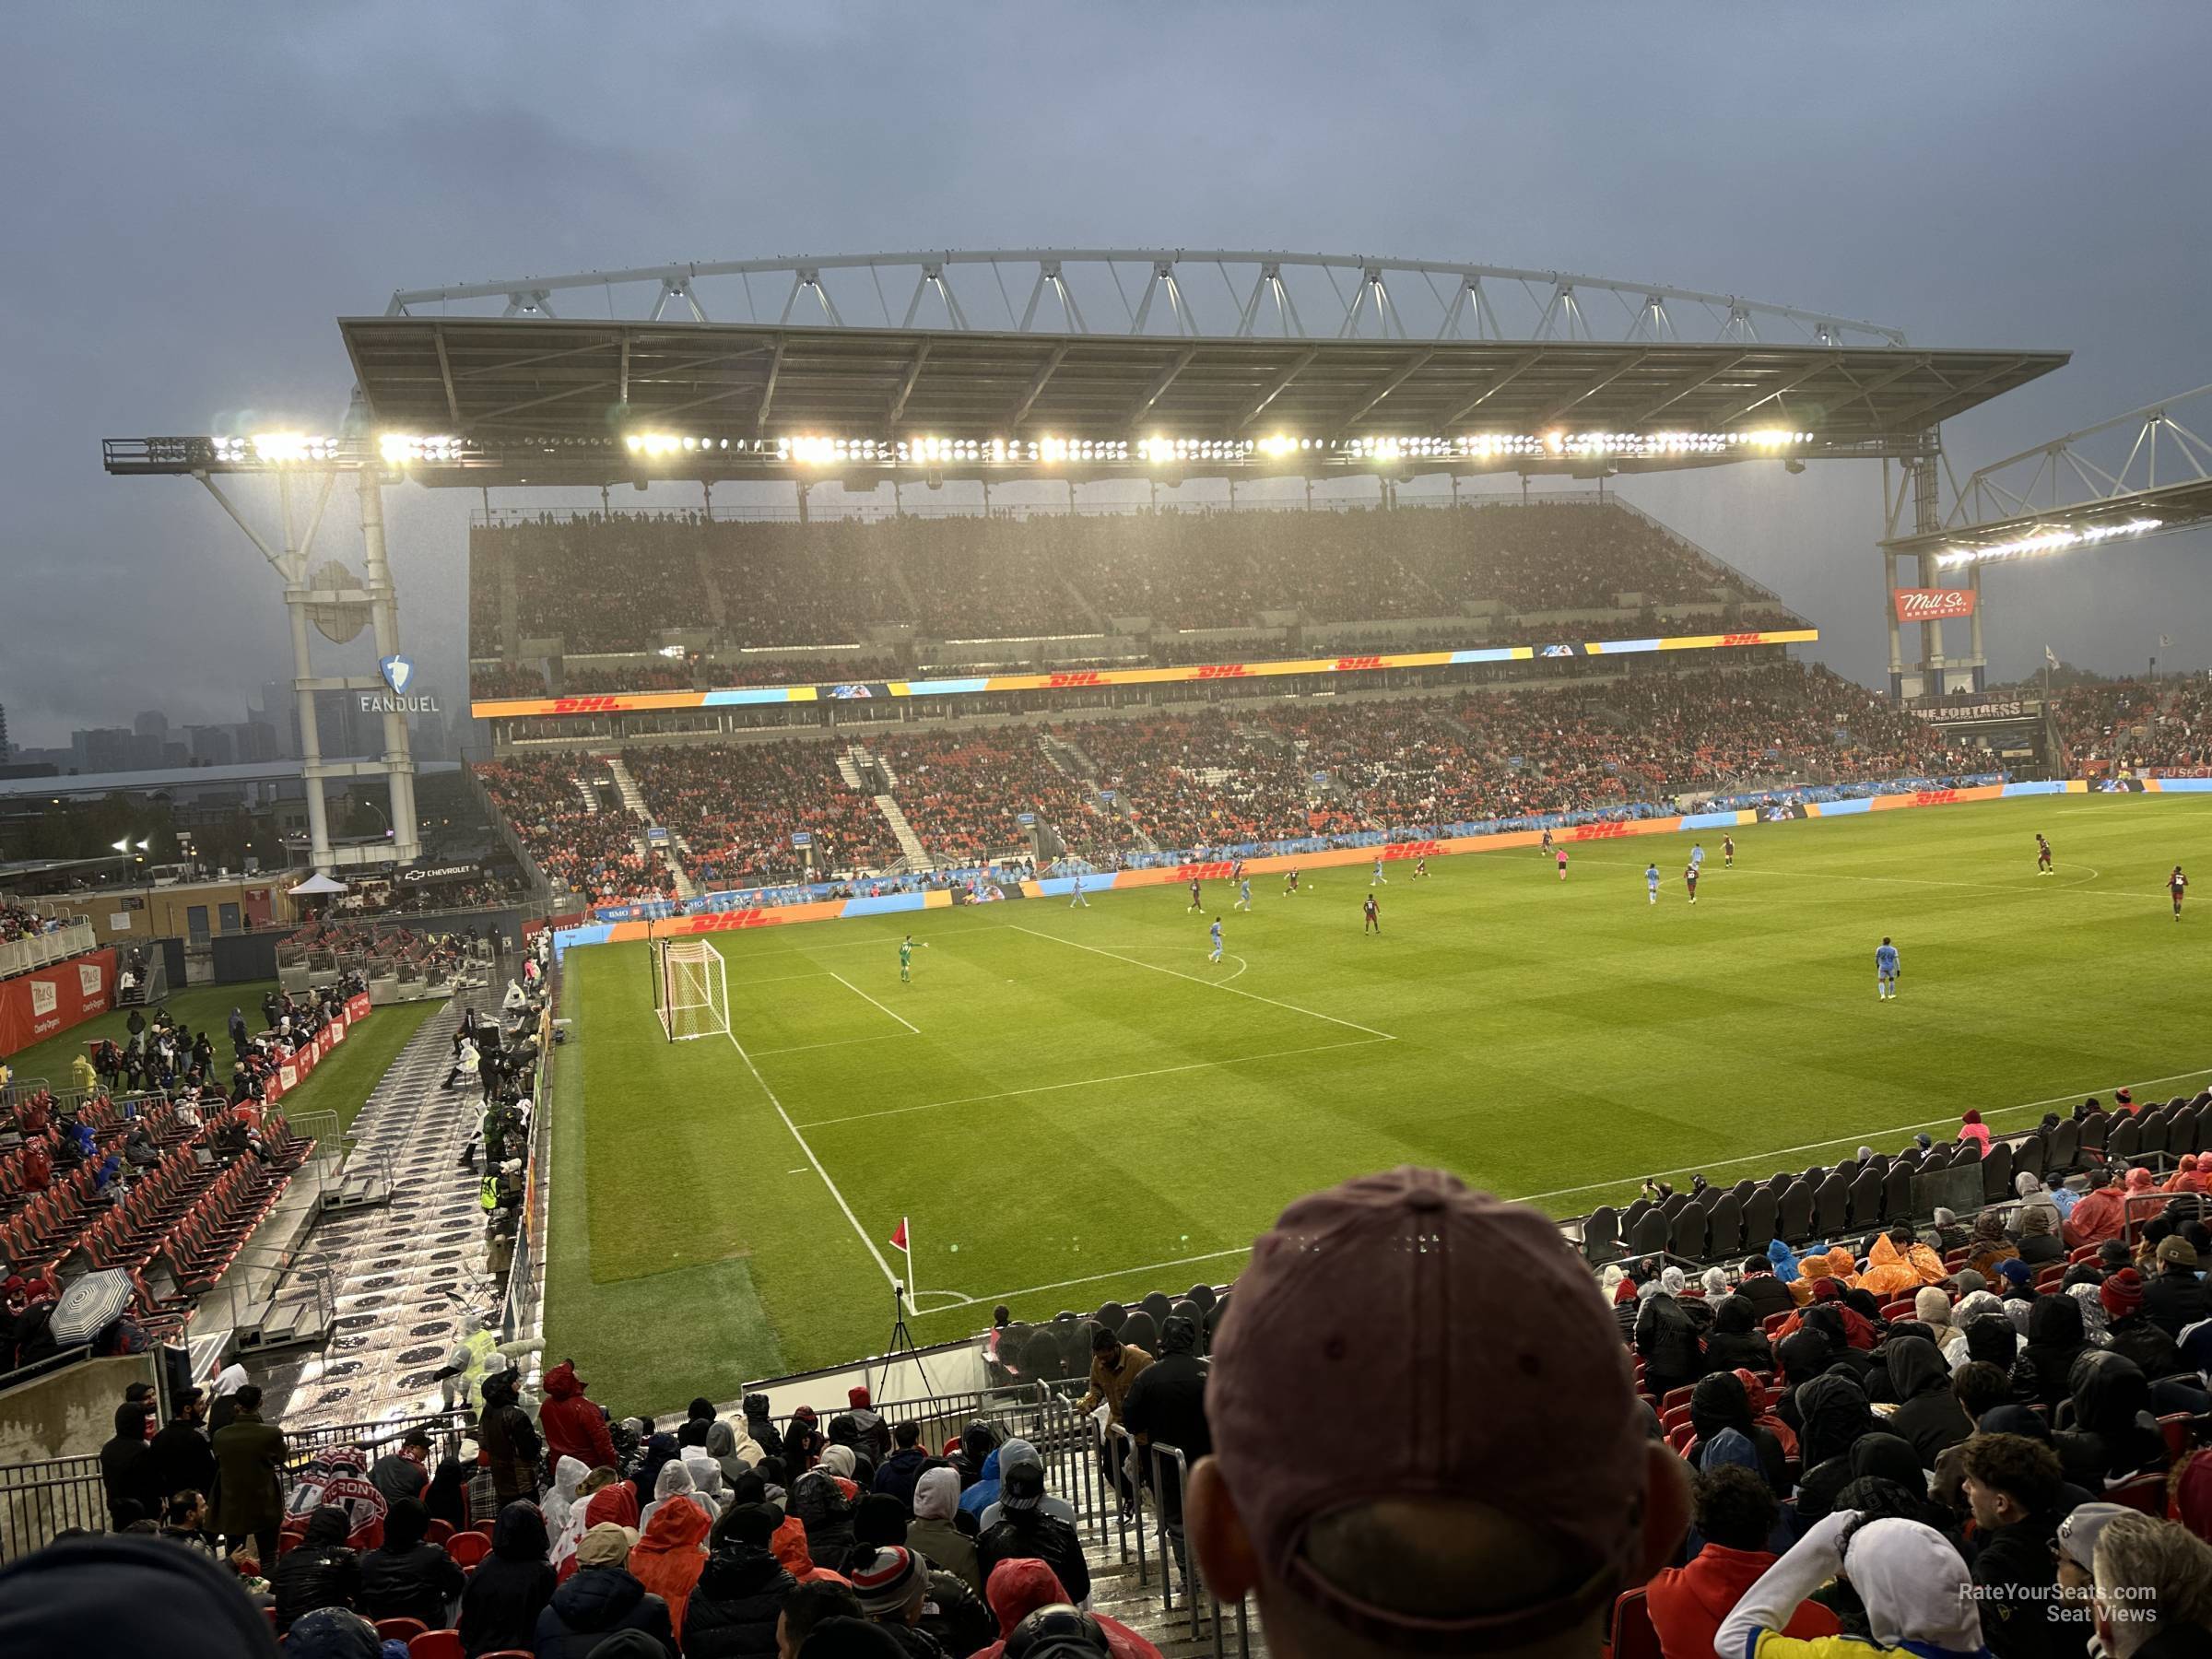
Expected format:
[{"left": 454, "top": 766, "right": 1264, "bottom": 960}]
[{"left": 1767, "top": 1238, "right": 1802, "bottom": 1282}]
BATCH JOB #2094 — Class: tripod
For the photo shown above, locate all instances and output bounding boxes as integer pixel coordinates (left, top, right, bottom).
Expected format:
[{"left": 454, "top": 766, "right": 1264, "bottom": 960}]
[{"left": 875, "top": 1282, "right": 937, "bottom": 1407}]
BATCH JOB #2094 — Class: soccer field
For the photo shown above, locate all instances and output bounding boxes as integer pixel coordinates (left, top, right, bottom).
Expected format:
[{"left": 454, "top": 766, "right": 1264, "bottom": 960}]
[{"left": 541, "top": 793, "right": 2212, "bottom": 1411}]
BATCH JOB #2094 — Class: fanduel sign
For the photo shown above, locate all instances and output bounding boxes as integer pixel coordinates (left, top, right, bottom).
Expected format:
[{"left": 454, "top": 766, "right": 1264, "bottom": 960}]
[
  {"left": 361, "top": 654, "right": 441, "bottom": 715},
  {"left": 1893, "top": 588, "right": 1978, "bottom": 622}
]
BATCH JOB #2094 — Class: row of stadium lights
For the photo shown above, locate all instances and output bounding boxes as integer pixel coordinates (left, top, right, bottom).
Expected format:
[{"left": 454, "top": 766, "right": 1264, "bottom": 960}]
[
  {"left": 212, "top": 426, "right": 1818, "bottom": 469},
  {"left": 1936, "top": 516, "right": 2165, "bottom": 569}
]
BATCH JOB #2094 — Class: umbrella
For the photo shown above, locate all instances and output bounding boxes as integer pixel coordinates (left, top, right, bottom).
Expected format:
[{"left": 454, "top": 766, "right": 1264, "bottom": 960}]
[
  {"left": 48, "top": 1268, "right": 135, "bottom": 1346},
  {"left": 288, "top": 873, "right": 349, "bottom": 896}
]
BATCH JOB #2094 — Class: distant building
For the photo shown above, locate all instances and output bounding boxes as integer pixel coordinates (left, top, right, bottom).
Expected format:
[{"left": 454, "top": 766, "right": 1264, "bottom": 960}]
[
  {"left": 0, "top": 701, "right": 9, "bottom": 760},
  {"left": 133, "top": 710, "right": 170, "bottom": 739}
]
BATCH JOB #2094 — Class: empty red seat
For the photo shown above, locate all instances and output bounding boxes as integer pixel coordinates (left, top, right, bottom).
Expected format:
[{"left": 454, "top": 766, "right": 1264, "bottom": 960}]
[
  {"left": 409, "top": 1634, "right": 465, "bottom": 1659},
  {"left": 375, "top": 1618, "right": 429, "bottom": 1643},
  {"left": 445, "top": 1531, "right": 490, "bottom": 1569}
]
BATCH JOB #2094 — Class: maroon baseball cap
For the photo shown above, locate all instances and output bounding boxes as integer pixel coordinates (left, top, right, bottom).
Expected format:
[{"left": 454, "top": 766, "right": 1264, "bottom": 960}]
[{"left": 1209, "top": 1167, "right": 1649, "bottom": 1650}]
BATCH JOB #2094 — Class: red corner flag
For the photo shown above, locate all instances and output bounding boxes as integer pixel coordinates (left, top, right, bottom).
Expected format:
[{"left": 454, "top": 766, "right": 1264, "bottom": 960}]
[{"left": 888, "top": 1218, "right": 909, "bottom": 1253}]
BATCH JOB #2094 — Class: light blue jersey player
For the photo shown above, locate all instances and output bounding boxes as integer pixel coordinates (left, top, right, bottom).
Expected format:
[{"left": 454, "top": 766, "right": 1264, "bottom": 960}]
[
  {"left": 1208, "top": 916, "right": 1224, "bottom": 963},
  {"left": 1690, "top": 842, "right": 1706, "bottom": 870},
  {"left": 1876, "top": 936, "right": 1900, "bottom": 1001},
  {"left": 1069, "top": 871, "right": 1089, "bottom": 908},
  {"left": 1234, "top": 877, "right": 1252, "bottom": 911},
  {"left": 1645, "top": 862, "right": 1661, "bottom": 905},
  {"left": 1371, "top": 856, "right": 1388, "bottom": 887}
]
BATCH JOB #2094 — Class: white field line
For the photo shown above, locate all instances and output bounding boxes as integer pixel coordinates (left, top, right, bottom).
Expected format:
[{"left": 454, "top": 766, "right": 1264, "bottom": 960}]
[
  {"left": 794, "top": 1036, "right": 1389, "bottom": 1129},
  {"left": 1006, "top": 923, "right": 1395, "bottom": 1041},
  {"left": 907, "top": 1058, "right": 2212, "bottom": 1316},
  {"left": 829, "top": 971, "right": 921, "bottom": 1034},
  {"left": 749, "top": 1033, "right": 906, "bottom": 1058},
  {"left": 720, "top": 1025, "right": 899, "bottom": 1292},
  {"left": 724, "top": 970, "right": 840, "bottom": 988}
]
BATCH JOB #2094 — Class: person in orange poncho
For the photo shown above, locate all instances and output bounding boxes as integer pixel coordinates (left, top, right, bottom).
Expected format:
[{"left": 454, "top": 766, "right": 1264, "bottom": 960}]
[
  {"left": 2168, "top": 1153, "right": 2208, "bottom": 1194},
  {"left": 1770, "top": 1279, "right": 1880, "bottom": 1349},
  {"left": 1788, "top": 1253, "right": 1838, "bottom": 1307},
  {"left": 2064, "top": 1167, "right": 2136, "bottom": 1249},
  {"left": 626, "top": 1482, "right": 710, "bottom": 1641},
  {"left": 1852, "top": 1228, "right": 1947, "bottom": 1297}
]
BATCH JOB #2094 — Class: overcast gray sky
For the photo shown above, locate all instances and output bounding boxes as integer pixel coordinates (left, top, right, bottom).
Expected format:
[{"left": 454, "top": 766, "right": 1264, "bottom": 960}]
[{"left": 6, "top": 1, "right": 2211, "bottom": 748}]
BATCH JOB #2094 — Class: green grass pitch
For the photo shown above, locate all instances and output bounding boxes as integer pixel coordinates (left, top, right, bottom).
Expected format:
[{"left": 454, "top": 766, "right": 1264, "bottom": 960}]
[{"left": 541, "top": 794, "right": 2212, "bottom": 1413}]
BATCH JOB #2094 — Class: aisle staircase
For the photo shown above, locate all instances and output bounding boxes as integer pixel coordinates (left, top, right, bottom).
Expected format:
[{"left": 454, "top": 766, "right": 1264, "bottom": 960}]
[
  {"left": 604, "top": 754, "right": 697, "bottom": 901},
  {"left": 872, "top": 793, "right": 933, "bottom": 866}
]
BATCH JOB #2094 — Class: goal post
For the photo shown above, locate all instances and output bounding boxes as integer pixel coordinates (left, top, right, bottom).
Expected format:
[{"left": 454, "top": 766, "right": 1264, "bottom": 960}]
[{"left": 652, "top": 937, "right": 730, "bottom": 1042}]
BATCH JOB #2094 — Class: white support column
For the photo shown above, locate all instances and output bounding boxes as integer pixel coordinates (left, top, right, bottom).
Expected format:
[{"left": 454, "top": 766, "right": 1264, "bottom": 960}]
[
  {"left": 282, "top": 479, "right": 336, "bottom": 873},
  {"left": 1884, "top": 547, "right": 1905, "bottom": 702},
  {"left": 357, "top": 465, "right": 423, "bottom": 863}
]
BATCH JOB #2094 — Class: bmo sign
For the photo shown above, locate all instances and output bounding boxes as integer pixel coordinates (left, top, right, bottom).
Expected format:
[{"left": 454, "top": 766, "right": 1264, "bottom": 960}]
[{"left": 1893, "top": 588, "right": 1978, "bottom": 623}]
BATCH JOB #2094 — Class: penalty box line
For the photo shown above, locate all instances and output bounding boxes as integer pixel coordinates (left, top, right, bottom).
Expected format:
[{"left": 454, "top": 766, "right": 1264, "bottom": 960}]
[
  {"left": 719, "top": 1024, "right": 900, "bottom": 1295},
  {"left": 1006, "top": 922, "right": 1397, "bottom": 1041}
]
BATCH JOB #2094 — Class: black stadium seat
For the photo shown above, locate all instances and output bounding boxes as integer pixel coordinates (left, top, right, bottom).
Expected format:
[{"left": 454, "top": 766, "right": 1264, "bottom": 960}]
[
  {"left": 2045, "top": 1118, "right": 2080, "bottom": 1172},
  {"left": 1813, "top": 1173, "right": 1851, "bottom": 1240},
  {"left": 2080, "top": 1113, "right": 2111, "bottom": 1155},
  {"left": 1778, "top": 1180, "right": 1813, "bottom": 1243},
  {"left": 1184, "top": 1282, "right": 1217, "bottom": 1312},
  {"left": 1093, "top": 1300, "right": 1127, "bottom": 1335},
  {"left": 1847, "top": 1166, "right": 1883, "bottom": 1229},
  {"left": 2107, "top": 1117, "right": 2141, "bottom": 1164},
  {"left": 1742, "top": 1188, "right": 1778, "bottom": 1252},
  {"left": 1627, "top": 1207, "right": 1671, "bottom": 1259},
  {"left": 1703, "top": 1193, "right": 1742, "bottom": 1261},
  {"left": 1120, "top": 1309, "right": 1159, "bottom": 1354},
  {"left": 1021, "top": 1328, "right": 1065, "bottom": 1382},
  {"left": 1583, "top": 1205, "right": 1621, "bottom": 1265},
  {"left": 1981, "top": 1141, "right": 2014, "bottom": 1205},
  {"left": 2136, "top": 1112, "right": 2169, "bottom": 1161},
  {"left": 1139, "top": 1289, "right": 1174, "bottom": 1330},
  {"left": 1670, "top": 1201, "right": 1708, "bottom": 1263},
  {"left": 1882, "top": 1163, "right": 1912, "bottom": 1223}
]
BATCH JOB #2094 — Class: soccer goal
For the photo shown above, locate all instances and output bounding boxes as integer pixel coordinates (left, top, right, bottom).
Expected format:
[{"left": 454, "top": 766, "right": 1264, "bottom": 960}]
[{"left": 652, "top": 937, "right": 729, "bottom": 1042}]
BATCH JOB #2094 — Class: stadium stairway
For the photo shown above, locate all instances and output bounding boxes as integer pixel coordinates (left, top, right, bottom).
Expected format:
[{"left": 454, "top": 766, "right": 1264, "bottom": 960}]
[
  {"left": 872, "top": 792, "right": 934, "bottom": 867},
  {"left": 693, "top": 543, "right": 729, "bottom": 630},
  {"left": 570, "top": 774, "right": 599, "bottom": 816},
  {"left": 601, "top": 754, "right": 653, "bottom": 819},
  {"left": 253, "top": 1003, "right": 499, "bottom": 1427}
]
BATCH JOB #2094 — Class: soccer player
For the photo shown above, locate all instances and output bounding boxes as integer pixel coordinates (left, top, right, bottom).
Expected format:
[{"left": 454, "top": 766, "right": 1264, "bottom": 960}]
[
  {"left": 1283, "top": 866, "right": 1300, "bottom": 897},
  {"left": 1722, "top": 833, "right": 1735, "bottom": 868},
  {"left": 1876, "top": 936, "right": 1900, "bottom": 999},
  {"left": 1413, "top": 856, "right": 1429, "bottom": 878},
  {"left": 2036, "top": 834, "right": 2053, "bottom": 876},
  {"left": 899, "top": 935, "right": 924, "bottom": 983},
  {"left": 1235, "top": 877, "right": 1253, "bottom": 912},
  {"left": 2172, "top": 865, "right": 2189, "bottom": 920},
  {"left": 1371, "top": 855, "right": 1388, "bottom": 887},
  {"left": 1540, "top": 826, "right": 1555, "bottom": 860},
  {"left": 1684, "top": 860, "right": 1699, "bottom": 905},
  {"left": 1555, "top": 846, "right": 1569, "bottom": 881},
  {"left": 1231, "top": 856, "right": 1244, "bottom": 885},
  {"left": 1187, "top": 877, "right": 1203, "bottom": 912},
  {"left": 1363, "top": 892, "right": 1381, "bottom": 935},
  {"left": 1069, "top": 871, "right": 1089, "bottom": 908},
  {"left": 1208, "top": 916, "right": 1224, "bottom": 963},
  {"left": 1645, "top": 862, "right": 1660, "bottom": 905},
  {"left": 1690, "top": 842, "right": 1705, "bottom": 872}
]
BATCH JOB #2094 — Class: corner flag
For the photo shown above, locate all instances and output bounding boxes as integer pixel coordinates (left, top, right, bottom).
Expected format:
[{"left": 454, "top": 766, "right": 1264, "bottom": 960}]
[{"left": 888, "top": 1218, "right": 909, "bottom": 1253}]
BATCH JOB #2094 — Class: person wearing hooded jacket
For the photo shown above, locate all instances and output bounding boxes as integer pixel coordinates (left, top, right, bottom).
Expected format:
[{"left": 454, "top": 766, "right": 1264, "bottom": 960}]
[
  {"left": 2060, "top": 1352, "right": 2169, "bottom": 1487},
  {"left": 457, "top": 1500, "right": 556, "bottom": 1656},
  {"left": 794, "top": 1443, "right": 860, "bottom": 1563},
  {"left": 477, "top": 1369, "right": 543, "bottom": 1506},
  {"left": 683, "top": 1500, "right": 796, "bottom": 1659},
  {"left": 273, "top": 1504, "right": 361, "bottom": 1634},
  {"left": 1793, "top": 1373, "right": 1877, "bottom": 1524},
  {"left": 872, "top": 1422, "right": 931, "bottom": 1512},
  {"left": 1716, "top": 1510, "right": 1987, "bottom": 1659},
  {"left": 2013, "top": 1296, "right": 2093, "bottom": 1413},
  {"left": 1852, "top": 1230, "right": 1947, "bottom": 1298},
  {"left": 845, "top": 1387, "right": 894, "bottom": 1466},
  {"left": 971, "top": 1559, "right": 1159, "bottom": 1659},
  {"left": 1885, "top": 1335, "right": 1973, "bottom": 1468},
  {"left": 540, "top": 1361, "right": 618, "bottom": 1473},
  {"left": 905, "top": 1467, "right": 982, "bottom": 1595},
  {"left": 1702, "top": 1297, "right": 1777, "bottom": 1375},
  {"left": 536, "top": 1522, "right": 677, "bottom": 1659},
  {"left": 627, "top": 1482, "right": 712, "bottom": 1643},
  {"left": 360, "top": 1496, "right": 465, "bottom": 1630},
  {"left": 976, "top": 1445, "right": 1089, "bottom": 1606},
  {"left": 1118, "top": 1312, "right": 1211, "bottom": 1526},
  {"left": 740, "top": 1394, "right": 780, "bottom": 1464},
  {"left": 1736, "top": 1254, "right": 1797, "bottom": 1324},
  {"left": 1687, "top": 1371, "right": 1788, "bottom": 1495},
  {"left": 1637, "top": 1267, "right": 1708, "bottom": 1400},
  {"left": 99, "top": 1399, "right": 159, "bottom": 1529},
  {"left": 2143, "top": 1238, "right": 2212, "bottom": 1336},
  {"left": 706, "top": 1418, "right": 761, "bottom": 1488}
]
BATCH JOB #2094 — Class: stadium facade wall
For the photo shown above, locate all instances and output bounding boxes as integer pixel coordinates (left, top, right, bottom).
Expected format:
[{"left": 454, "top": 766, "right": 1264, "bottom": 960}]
[{"left": 554, "top": 777, "right": 2088, "bottom": 955}]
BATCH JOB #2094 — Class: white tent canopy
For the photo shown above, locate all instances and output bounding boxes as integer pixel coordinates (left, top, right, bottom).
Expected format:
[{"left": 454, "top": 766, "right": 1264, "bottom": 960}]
[{"left": 288, "top": 873, "right": 349, "bottom": 895}]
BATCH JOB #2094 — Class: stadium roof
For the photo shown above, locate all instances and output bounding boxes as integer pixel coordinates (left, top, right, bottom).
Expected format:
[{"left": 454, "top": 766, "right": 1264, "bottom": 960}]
[{"left": 289, "top": 318, "right": 2067, "bottom": 487}]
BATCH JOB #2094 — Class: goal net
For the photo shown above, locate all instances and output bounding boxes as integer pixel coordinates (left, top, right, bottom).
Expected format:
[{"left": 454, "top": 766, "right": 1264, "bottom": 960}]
[{"left": 653, "top": 938, "right": 729, "bottom": 1042}]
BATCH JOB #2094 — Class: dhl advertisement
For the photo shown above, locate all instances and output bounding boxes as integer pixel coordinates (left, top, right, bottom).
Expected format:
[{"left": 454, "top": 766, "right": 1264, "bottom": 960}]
[
  {"left": 555, "top": 778, "right": 2086, "bottom": 955},
  {"left": 475, "top": 628, "right": 1819, "bottom": 719}
]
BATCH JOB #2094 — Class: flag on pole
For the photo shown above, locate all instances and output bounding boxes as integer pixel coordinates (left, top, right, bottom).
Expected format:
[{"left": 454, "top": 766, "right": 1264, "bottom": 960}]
[
  {"left": 888, "top": 1218, "right": 909, "bottom": 1253},
  {"left": 2045, "top": 645, "right": 2061, "bottom": 670},
  {"left": 2159, "top": 635, "right": 2173, "bottom": 649}
]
